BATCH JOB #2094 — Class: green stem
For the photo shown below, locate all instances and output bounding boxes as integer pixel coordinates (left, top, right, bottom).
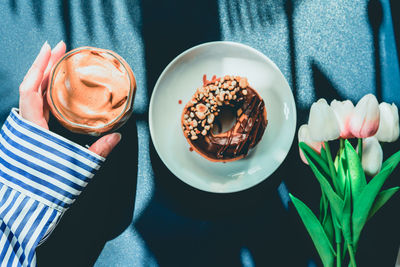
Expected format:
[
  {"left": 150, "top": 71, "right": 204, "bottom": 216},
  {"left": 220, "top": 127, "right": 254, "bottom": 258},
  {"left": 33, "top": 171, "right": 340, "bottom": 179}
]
[
  {"left": 347, "top": 244, "right": 357, "bottom": 267},
  {"left": 324, "top": 141, "right": 338, "bottom": 190},
  {"left": 358, "top": 138, "right": 363, "bottom": 162},
  {"left": 331, "top": 209, "right": 342, "bottom": 267},
  {"left": 339, "top": 139, "right": 344, "bottom": 153}
]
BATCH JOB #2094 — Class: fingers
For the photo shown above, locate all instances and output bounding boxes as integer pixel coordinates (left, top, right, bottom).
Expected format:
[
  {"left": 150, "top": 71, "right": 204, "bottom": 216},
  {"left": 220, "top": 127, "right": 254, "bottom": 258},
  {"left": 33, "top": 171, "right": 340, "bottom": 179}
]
[
  {"left": 19, "top": 41, "right": 51, "bottom": 93},
  {"left": 41, "top": 41, "right": 66, "bottom": 94},
  {"left": 88, "top": 133, "right": 122, "bottom": 158}
]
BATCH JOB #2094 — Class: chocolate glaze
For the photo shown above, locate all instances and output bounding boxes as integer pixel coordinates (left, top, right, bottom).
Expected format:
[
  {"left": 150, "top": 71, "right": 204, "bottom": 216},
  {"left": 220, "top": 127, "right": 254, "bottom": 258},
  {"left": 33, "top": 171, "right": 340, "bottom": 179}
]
[{"left": 182, "top": 76, "right": 268, "bottom": 162}]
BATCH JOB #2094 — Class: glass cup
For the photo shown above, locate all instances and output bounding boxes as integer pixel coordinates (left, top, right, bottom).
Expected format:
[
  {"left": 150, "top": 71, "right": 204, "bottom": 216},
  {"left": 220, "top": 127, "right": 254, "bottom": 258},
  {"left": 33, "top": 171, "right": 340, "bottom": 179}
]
[{"left": 47, "top": 47, "right": 136, "bottom": 135}]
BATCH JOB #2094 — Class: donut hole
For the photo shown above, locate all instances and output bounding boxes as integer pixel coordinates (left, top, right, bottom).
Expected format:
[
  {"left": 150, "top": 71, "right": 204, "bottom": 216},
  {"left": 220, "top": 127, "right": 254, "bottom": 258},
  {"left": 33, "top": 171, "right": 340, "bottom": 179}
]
[{"left": 212, "top": 106, "right": 237, "bottom": 135}]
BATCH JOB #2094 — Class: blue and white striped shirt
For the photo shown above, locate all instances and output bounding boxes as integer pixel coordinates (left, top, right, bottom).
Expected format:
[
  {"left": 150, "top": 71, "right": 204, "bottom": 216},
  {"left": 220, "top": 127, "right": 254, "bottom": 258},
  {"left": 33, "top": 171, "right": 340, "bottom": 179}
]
[{"left": 0, "top": 109, "right": 104, "bottom": 266}]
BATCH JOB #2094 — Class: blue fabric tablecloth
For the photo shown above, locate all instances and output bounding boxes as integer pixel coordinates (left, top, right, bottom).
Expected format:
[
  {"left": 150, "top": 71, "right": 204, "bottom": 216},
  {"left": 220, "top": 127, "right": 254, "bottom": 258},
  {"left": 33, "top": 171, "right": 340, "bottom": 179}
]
[{"left": 0, "top": 1, "right": 399, "bottom": 266}]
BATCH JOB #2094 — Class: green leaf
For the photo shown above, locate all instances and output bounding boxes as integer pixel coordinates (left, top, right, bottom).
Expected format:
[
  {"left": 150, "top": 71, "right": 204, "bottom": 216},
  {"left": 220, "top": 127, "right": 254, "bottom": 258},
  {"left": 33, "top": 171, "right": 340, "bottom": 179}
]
[
  {"left": 320, "top": 192, "right": 334, "bottom": 248},
  {"left": 322, "top": 206, "right": 335, "bottom": 249},
  {"left": 352, "top": 167, "right": 392, "bottom": 247},
  {"left": 341, "top": 177, "right": 352, "bottom": 244},
  {"left": 336, "top": 153, "right": 346, "bottom": 198},
  {"left": 321, "top": 146, "right": 328, "bottom": 163},
  {"left": 382, "top": 150, "right": 400, "bottom": 171},
  {"left": 367, "top": 187, "right": 400, "bottom": 220},
  {"left": 300, "top": 142, "right": 330, "bottom": 177},
  {"left": 303, "top": 151, "right": 344, "bottom": 220},
  {"left": 290, "top": 194, "right": 335, "bottom": 266},
  {"left": 319, "top": 190, "right": 328, "bottom": 223},
  {"left": 345, "top": 140, "right": 366, "bottom": 206},
  {"left": 319, "top": 195, "right": 324, "bottom": 222}
]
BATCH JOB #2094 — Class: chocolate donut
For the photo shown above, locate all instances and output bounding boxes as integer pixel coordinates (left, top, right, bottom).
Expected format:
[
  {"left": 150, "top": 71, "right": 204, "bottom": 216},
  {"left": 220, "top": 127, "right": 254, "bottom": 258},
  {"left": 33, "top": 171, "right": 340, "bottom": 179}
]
[{"left": 181, "top": 75, "right": 268, "bottom": 162}]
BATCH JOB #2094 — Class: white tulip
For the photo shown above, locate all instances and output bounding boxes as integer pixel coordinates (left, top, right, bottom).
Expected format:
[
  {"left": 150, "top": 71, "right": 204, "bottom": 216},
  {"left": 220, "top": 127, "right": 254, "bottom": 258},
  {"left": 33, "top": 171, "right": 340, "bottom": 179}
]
[
  {"left": 357, "top": 136, "right": 383, "bottom": 176},
  {"left": 375, "top": 102, "right": 399, "bottom": 142},
  {"left": 330, "top": 99, "right": 354, "bottom": 139},
  {"left": 298, "top": 124, "right": 323, "bottom": 165},
  {"left": 349, "top": 94, "right": 380, "bottom": 138},
  {"left": 308, "top": 99, "right": 340, "bottom": 142}
]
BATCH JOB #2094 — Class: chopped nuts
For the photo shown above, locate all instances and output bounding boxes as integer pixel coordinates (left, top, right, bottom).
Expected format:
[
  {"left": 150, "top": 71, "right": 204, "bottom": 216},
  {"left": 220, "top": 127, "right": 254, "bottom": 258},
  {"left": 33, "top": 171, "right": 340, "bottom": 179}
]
[
  {"left": 183, "top": 75, "right": 252, "bottom": 141},
  {"left": 207, "top": 114, "right": 215, "bottom": 124},
  {"left": 196, "top": 111, "right": 206, "bottom": 120},
  {"left": 196, "top": 103, "right": 208, "bottom": 114},
  {"left": 239, "top": 77, "right": 248, "bottom": 88}
]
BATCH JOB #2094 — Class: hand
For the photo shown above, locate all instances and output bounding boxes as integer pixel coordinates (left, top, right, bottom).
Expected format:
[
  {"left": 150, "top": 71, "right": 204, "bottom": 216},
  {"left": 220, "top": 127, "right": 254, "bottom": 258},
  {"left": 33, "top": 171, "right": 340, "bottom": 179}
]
[{"left": 19, "top": 41, "right": 121, "bottom": 158}]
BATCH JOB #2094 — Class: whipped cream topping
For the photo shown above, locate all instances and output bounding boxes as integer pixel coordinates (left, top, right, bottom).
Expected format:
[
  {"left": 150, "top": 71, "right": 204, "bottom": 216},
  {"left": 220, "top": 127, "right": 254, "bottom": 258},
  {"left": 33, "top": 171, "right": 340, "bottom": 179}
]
[{"left": 49, "top": 48, "right": 133, "bottom": 127}]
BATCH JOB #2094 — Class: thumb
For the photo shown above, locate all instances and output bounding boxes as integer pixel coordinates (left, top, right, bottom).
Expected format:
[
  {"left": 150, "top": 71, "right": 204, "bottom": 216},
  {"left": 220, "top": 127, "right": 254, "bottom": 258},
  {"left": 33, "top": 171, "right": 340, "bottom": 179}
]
[{"left": 89, "top": 133, "right": 122, "bottom": 158}]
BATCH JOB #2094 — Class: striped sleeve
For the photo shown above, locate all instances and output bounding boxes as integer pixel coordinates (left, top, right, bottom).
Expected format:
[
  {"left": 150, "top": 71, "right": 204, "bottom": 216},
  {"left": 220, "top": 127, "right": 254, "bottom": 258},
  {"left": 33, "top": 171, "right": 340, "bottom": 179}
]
[{"left": 0, "top": 108, "right": 105, "bottom": 266}]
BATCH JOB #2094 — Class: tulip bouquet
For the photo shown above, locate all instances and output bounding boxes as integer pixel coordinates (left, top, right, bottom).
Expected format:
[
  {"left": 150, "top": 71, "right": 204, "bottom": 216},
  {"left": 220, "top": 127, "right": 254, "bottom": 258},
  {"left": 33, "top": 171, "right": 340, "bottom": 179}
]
[{"left": 290, "top": 94, "right": 400, "bottom": 267}]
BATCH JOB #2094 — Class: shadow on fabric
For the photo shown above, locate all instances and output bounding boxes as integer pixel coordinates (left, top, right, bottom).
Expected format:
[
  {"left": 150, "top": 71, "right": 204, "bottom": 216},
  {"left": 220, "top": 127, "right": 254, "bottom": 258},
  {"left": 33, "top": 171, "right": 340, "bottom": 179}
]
[
  {"left": 36, "top": 116, "right": 138, "bottom": 267},
  {"left": 132, "top": 0, "right": 314, "bottom": 266},
  {"left": 60, "top": 0, "right": 73, "bottom": 49},
  {"left": 390, "top": 0, "right": 400, "bottom": 68},
  {"left": 311, "top": 60, "right": 344, "bottom": 103},
  {"left": 368, "top": 0, "right": 384, "bottom": 102},
  {"left": 357, "top": 1, "right": 400, "bottom": 266}
]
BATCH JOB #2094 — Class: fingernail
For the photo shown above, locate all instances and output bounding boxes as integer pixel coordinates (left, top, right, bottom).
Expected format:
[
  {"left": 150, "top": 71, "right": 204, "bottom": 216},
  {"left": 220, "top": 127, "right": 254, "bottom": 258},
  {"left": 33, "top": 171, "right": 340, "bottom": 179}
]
[
  {"left": 107, "top": 133, "right": 122, "bottom": 146},
  {"left": 34, "top": 41, "right": 50, "bottom": 64},
  {"left": 41, "top": 41, "right": 49, "bottom": 51},
  {"left": 55, "top": 40, "right": 65, "bottom": 49}
]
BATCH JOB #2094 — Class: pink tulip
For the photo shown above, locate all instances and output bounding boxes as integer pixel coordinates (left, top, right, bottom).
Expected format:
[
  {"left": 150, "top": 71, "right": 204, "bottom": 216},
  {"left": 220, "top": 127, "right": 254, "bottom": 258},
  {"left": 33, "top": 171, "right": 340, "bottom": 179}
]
[
  {"left": 375, "top": 102, "right": 399, "bottom": 142},
  {"left": 298, "top": 124, "right": 324, "bottom": 165},
  {"left": 349, "top": 94, "right": 380, "bottom": 138},
  {"left": 357, "top": 136, "right": 383, "bottom": 176},
  {"left": 330, "top": 99, "right": 354, "bottom": 139},
  {"left": 308, "top": 99, "right": 340, "bottom": 142}
]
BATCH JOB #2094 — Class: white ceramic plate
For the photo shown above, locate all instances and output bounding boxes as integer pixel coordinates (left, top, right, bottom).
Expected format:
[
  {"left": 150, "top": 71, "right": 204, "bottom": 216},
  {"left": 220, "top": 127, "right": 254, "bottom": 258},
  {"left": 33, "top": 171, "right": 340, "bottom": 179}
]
[{"left": 149, "top": 41, "right": 296, "bottom": 193}]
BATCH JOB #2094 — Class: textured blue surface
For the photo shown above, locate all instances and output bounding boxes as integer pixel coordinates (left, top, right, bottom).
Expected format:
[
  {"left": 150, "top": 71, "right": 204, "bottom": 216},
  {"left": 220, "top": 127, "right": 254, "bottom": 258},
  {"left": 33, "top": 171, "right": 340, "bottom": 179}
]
[{"left": 0, "top": 1, "right": 399, "bottom": 266}]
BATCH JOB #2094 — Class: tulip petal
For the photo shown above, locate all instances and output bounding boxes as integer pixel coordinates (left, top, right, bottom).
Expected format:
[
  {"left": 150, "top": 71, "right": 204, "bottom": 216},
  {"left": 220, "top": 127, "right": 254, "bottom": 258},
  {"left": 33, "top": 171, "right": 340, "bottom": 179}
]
[
  {"left": 357, "top": 136, "right": 383, "bottom": 176},
  {"left": 298, "top": 124, "right": 323, "bottom": 164},
  {"left": 331, "top": 99, "right": 354, "bottom": 139},
  {"left": 350, "top": 94, "right": 380, "bottom": 138},
  {"left": 375, "top": 102, "right": 399, "bottom": 142},
  {"left": 308, "top": 99, "right": 340, "bottom": 142}
]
